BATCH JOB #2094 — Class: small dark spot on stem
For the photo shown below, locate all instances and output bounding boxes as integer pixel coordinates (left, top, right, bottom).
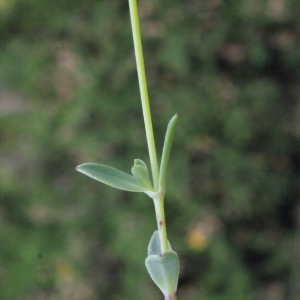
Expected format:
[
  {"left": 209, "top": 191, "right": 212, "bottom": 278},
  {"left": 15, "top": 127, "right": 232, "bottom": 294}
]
[{"left": 159, "top": 221, "right": 163, "bottom": 227}]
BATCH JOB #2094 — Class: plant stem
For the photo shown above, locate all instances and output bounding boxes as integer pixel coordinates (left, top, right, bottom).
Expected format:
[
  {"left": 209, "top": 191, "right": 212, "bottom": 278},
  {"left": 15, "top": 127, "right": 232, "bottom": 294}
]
[
  {"left": 153, "top": 194, "right": 169, "bottom": 253},
  {"left": 165, "top": 294, "right": 177, "bottom": 300},
  {"left": 128, "top": 0, "right": 159, "bottom": 190},
  {"left": 129, "top": 0, "right": 169, "bottom": 258}
]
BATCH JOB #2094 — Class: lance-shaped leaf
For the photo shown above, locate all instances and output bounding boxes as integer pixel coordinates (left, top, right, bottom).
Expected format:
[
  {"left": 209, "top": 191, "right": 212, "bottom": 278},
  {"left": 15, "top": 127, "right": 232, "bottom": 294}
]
[
  {"left": 145, "top": 250, "right": 179, "bottom": 297},
  {"left": 131, "top": 159, "right": 153, "bottom": 191},
  {"left": 159, "top": 113, "right": 179, "bottom": 189},
  {"left": 76, "top": 163, "right": 148, "bottom": 192}
]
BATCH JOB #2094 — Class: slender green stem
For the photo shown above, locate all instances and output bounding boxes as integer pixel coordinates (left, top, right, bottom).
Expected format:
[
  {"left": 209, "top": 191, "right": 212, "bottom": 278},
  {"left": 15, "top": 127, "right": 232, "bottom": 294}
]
[
  {"left": 153, "top": 194, "right": 169, "bottom": 253},
  {"left": 128, "top": 4, "right": 178, "bottom": 298},
  {"left": 128, "top": 0, "right": 159, "bottom": 190},
  {"left": 165, "top": 294, "right": 177, "bottom": 300},
  {"left": 129, "top": 0, "right": 170, "bottom": 258}
]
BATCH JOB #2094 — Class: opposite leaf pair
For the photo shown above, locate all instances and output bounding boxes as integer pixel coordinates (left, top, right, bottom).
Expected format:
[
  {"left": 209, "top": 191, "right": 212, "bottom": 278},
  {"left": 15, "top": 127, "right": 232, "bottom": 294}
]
[
  {"left": 76, "top": 158, "right": 154, "bottom": 194},
  {"left": 76, "top": 113, "right": 178, "bottom": 196},
  {"left": 75, "top": 113, "right": 179, "bottom": 300},
  {"left": 146, "top": 231, "right": 179, "bottom": 299}
]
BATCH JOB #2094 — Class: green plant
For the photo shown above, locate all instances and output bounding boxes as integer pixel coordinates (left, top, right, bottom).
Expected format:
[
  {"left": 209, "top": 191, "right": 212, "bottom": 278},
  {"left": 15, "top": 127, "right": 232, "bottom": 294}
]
[{"left": 75, "top": 0, "right": 179, "bottom": 299}]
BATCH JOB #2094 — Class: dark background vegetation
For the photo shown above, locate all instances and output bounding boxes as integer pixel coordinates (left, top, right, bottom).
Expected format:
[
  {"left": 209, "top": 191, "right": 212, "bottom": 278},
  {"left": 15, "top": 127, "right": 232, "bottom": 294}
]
[{"left": 1, "top": 0, "right": 300, "bottom": 299}]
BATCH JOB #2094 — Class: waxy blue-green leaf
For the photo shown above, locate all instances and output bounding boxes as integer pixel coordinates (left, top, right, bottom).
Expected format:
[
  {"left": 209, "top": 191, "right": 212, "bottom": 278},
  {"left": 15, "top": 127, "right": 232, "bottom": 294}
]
[
  {"left": 76, "top": 163, "right": 148, "bottom": 192},
  {"left": 145, "top": 250, "right": 179, "bottom": 296},
  {"left": 159, "top": 113, "right": 179, "bottom": 189},
  {"left": 131, "top": 159, "right": 153, "bottom": 191},
  {"left": 148, "top": 231, "right": 161, "bottom": 256},
  {"left": 148, "top": 231, "right": 172, "bottom": 256},
  {"left": 133, "top": 159, "right": 148, "bottom": 170}
]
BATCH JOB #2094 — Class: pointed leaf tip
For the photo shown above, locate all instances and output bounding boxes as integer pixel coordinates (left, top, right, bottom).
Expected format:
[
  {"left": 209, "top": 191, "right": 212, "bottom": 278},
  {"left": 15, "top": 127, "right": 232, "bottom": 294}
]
[
  {"left": 148, "top": 231, "right": 161, "bottom": 256},
  {"left": 148, "top": 231, "right": 172, "bottom": 256}
]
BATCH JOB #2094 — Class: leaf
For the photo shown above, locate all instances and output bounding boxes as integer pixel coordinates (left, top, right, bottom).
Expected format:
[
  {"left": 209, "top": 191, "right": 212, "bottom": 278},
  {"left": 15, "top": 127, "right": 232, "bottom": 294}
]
[
  {"left": 148, "top": 231, "right": 161, "bottom": 256},
  {"left": 145, "top": 250, "right": 179, "bottom": 296},
  {"left": 131, "top": 159, "right": 153, "bottom": 191},
  {"left": 148, "top": 231, "right": 172, "bottom": 256},
  {"left": 76, "top": 163, "right": 148, "bottom": 192},
  {"left": 159, "top": 113, "right": 179, "bottom": 189},
  {"left": 133, "top": 159, "right": 148, "bottom": 170}
]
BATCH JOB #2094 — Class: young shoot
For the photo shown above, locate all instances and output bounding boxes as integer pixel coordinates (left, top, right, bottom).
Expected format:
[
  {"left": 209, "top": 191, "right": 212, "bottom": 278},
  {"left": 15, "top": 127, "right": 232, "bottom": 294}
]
[{"left": 76, "top": 1, "right": 179, "bottom": 299}]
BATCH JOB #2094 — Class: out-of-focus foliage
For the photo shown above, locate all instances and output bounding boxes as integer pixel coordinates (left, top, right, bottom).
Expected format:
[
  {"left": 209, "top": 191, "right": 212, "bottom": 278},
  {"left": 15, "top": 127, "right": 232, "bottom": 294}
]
[{"left": 1, "top": 0, "right": 300, "bottom": 299}]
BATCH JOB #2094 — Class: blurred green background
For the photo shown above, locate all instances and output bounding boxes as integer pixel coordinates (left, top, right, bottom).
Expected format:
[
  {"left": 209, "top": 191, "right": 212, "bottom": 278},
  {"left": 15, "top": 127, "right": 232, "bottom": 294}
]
[{"left": 1, "top": 0, "right": 300, "bottom": 299}]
